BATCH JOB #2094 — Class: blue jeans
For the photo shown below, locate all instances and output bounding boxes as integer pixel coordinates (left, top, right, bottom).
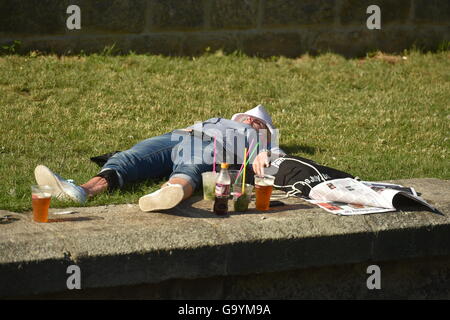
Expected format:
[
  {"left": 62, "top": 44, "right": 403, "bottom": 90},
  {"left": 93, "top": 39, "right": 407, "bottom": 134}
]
[{"left": 101, "top": 131, "right": 214, "bottom": 190}]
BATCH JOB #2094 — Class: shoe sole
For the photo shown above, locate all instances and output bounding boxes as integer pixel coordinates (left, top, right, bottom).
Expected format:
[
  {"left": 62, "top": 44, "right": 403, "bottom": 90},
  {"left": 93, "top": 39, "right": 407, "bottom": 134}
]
[
  {"left": 34, "top": 165, "right": 70, "bottom": 201},
  {"left": 139, "top": 185, "right": 184, "bottom": 212}
]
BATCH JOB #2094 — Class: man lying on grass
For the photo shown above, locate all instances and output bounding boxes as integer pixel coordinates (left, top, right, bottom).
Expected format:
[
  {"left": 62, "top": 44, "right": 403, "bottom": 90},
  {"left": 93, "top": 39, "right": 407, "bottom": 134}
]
[{"left": 34, "top": 105, "right": 284, "bottom": 212}]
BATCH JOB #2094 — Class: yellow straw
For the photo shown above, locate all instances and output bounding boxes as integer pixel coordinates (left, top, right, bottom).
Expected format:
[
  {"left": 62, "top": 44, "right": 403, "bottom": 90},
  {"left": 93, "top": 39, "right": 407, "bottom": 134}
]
[{"left": 242, "top": 147, "right": 247, "bottom": 194}]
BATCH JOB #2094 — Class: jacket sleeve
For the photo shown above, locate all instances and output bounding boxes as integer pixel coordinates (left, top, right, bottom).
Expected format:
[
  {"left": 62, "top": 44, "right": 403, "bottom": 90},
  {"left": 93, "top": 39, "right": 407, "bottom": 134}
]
[{"left": 270, "top": 146, "right": 286, "bottom": 157}]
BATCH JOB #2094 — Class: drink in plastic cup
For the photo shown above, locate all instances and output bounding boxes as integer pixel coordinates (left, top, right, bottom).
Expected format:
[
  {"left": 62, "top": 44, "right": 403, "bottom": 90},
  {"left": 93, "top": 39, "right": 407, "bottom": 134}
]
[
  {"left": 233, "top": 184, "right": 253, "bottom": 212},
  {"left": 201, "top": 171, "right": 218, "bottom": 201},
  {"left": 227, "top": 170, "right": 240, "bottom": 199},
  {"left": 31, "top": 185, "right": 53, "bottom": 223},
  {"left": 254, "top": 175, "right": 275, "bottom": 211},
  {"left": 228, "top": 170, "right": 240, "bottom": 185}
]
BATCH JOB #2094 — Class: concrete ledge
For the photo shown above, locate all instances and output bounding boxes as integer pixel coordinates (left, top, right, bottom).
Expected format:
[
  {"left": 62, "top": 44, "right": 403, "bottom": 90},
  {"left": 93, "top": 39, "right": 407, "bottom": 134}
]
[{"left": 1, "top": 178, "right": 449, "bottom": 298}]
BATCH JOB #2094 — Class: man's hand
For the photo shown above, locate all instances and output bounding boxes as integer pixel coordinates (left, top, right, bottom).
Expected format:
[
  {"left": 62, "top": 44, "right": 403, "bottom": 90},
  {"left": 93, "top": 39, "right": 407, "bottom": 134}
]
[{"left": 252, "top": 151, "right": 270, "bottom": 176}]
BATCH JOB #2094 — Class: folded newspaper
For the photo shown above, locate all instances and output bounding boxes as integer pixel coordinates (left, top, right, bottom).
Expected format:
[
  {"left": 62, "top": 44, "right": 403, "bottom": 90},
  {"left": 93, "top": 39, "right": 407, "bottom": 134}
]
[{"left": 304, "top": 178, "right": 441, "bottom": 216}]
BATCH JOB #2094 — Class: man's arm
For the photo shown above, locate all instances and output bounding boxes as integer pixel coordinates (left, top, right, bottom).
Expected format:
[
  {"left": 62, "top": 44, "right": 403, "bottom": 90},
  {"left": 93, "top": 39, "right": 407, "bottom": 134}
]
[{"left": 252, "top": 147, "right": 285, "bottom": 176}]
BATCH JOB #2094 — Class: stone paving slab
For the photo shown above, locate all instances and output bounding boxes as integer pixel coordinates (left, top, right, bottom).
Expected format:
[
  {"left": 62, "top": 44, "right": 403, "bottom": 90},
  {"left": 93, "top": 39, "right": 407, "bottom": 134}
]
[{"left": 0, "top": 178, "right": 448, "bottom": 297}]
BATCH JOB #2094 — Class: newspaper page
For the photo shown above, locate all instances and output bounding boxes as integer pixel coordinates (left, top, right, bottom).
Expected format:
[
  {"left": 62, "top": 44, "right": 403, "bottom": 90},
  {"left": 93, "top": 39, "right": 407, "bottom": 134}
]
[
  {"left": 307, "top": 178, "right": 440, "bottom": 215},
  {"left": 361, "top": 181, "right": 417, "bottom": 196},
  {"left": 359, "top": 180, "right": 439, "bottom": 213},
  {"left": 304, "top": 199, "right": 396, "bottom": 215},
  {"left": 309, "top": 178, "right": 395, "bottom": 209}
]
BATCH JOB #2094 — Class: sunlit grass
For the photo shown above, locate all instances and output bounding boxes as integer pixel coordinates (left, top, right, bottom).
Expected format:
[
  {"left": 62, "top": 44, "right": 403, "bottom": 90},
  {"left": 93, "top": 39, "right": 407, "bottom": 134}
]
[{"left": 0, "top": 50, "right": 448, "bottom": 211}]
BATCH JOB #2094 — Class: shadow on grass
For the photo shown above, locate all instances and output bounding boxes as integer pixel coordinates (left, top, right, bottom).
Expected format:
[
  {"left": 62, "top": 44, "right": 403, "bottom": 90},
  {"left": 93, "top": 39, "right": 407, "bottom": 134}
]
[{"left": 280, "top": 144, "right": 320, "bottom": 155}]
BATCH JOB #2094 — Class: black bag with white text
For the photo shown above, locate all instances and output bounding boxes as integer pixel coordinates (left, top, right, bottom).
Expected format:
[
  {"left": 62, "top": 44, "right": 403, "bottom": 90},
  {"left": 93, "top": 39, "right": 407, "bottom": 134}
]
[{"left": 271, "top": 155, "right": 354, "bottom": 198}]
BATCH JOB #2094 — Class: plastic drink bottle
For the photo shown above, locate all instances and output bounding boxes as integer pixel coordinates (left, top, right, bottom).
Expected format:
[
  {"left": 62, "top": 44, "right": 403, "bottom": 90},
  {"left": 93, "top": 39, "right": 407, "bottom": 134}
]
[{"left": 213, "top": 163, "right": 231, "bottom": 215}]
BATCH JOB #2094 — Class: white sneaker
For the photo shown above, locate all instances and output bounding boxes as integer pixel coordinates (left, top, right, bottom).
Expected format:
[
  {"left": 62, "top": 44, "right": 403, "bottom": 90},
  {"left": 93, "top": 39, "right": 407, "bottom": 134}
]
[
  {"left": 34, "top": 165, "right": 87, "bottom": 204},
  {"left": 139, "top": 184, "right": 184, "bottom": 212}
]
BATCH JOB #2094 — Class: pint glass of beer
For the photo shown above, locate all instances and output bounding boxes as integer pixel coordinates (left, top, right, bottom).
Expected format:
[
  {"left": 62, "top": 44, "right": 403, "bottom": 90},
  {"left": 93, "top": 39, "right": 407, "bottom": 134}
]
[
  {"left": 31, "top": 185, "right": 53, "bottom": 223},
  {"left": 254, "top": 175, "right": 275, "bottom": 211}
]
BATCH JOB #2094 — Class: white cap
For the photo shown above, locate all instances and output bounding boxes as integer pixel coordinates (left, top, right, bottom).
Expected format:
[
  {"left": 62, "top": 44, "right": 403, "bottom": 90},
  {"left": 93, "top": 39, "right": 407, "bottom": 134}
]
[{"left": 231, "top": 104, "right": 276, "bottom": 135}]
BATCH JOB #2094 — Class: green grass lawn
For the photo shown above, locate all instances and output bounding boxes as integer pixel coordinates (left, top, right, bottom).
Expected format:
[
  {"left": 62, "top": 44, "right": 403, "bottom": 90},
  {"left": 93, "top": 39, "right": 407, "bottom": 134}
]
[{"left": 0, "top": 50, "right": 449, "bottom": 212}]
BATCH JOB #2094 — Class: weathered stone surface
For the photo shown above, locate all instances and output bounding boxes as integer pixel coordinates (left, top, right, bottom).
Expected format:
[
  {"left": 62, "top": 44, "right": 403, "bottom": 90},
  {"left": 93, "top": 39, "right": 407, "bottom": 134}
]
[
  {"left": 128, "top": 34, "right": 184, "bottom": 55},
  {"left": 340, "top": 0, "right": 411, "bottom": 26},
  {"left": 80, "top": 0, "right": 147, "bottom": 34},
  {"left": 1, "top": 179, "right": 448, "bottom": 298},
  {"left": 262, "top": 0, "right": 336, "bottom": 26},
  {"left": 22, "top": 255, "right": 450, "bottom": 299},
  {"left": 0, "top": 0, "right": 448, "bottom": 57},
  {"left": 5, "top": 35, "right": 132, "bottom": 55},
  {"left": 372, "top": 25, "right": 450, "bottom": 54},
  {"left": 147, "top": 0, "right": 205, "bottom": 31},
  {"left": 240, "top": 31, "right": 305, "bottom": 57},
  {"left": 0, "top": 34, "right": 185, "bottom": 56},
  {"left": 181, "top": 32, "right": 240, "bottom": 56},
  {"left": 414, "top": 0, "right": 450, "bottom": 23},
  {"left": 0, "top": 0, "right": 68, "bottom": 35},
  {"left": 209, "top": 0, "right": 259, "bottom": 30},
  {"left": 223, "top": 256, "right": 450, "bottom": 299},
  {"left": 0, "top": 0, "right": 147, "bottom": 36},
  {"left": 370, "top": 27, "right": 418, "bottom": 54},
  {"left": 364, "top": 179, "right": 450, "bottom": 261},
  {"left": 309, "top": 29, "right": 378, "bottom": 57}
]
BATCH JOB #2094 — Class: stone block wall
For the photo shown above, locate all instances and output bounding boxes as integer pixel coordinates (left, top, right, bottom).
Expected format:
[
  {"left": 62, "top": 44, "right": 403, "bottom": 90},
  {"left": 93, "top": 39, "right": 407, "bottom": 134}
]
[{"left": 0, "top": 0, "right": 449, "bottom": 57}]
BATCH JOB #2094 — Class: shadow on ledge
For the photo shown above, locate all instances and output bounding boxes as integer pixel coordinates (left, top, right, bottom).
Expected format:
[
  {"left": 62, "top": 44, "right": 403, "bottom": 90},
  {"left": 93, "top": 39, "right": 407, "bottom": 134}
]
[{"left": 167, "top": 195, "right": 315, "bottom": 219}]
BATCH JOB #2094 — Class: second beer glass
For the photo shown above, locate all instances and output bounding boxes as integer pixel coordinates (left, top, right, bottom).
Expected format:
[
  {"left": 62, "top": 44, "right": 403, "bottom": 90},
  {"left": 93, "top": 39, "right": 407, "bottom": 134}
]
[{"left": 254, "top": 175, "right": 275, "bottom": 211}]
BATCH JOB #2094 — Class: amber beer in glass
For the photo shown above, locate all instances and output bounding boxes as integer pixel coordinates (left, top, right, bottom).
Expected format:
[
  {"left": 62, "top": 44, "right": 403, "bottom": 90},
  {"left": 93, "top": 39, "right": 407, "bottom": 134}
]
[
  {"left": 31, "top": 185, "right": 53, "bottom": 223},
  {"left": 254, "top": 175, "right": 275, "bottom": 211}
]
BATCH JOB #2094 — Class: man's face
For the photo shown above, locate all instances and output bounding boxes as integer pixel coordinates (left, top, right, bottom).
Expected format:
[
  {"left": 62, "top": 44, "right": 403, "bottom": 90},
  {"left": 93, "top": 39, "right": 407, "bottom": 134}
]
[{"left": 241, "top": 116, "right": 268, "bottom": 131}]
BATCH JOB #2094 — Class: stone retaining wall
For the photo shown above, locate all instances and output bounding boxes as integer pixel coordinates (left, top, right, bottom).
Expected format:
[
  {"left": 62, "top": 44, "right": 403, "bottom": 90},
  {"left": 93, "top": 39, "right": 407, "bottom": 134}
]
[
  {"left": 1, "top": 179, "right": 450, "bottom": 299},
  {"left": 1, "top": 0, "right": 449, "bottom": 57}
]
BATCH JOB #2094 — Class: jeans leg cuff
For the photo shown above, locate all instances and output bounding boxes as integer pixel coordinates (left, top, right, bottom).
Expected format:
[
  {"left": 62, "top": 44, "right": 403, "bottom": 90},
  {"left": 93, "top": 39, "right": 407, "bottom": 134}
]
[
  {"left": 98, "top": 168, "right": 124, "bottom": 190},
  {"left": 170, "top": 173, "right": 197, "bottom": 190}
]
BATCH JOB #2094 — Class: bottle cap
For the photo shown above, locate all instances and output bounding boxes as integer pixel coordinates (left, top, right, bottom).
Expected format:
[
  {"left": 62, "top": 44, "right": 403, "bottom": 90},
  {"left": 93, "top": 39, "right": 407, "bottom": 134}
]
[{"left": 221, "top": 163, "right": 229, "bottom": 169}]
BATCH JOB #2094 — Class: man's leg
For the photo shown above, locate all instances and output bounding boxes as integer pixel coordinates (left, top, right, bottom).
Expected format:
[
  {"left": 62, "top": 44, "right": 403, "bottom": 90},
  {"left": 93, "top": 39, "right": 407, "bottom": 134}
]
[
  {"left": 100, "top": 133, "right": 176, "bottom": 188},
  {"left": 82, "top": 166, "right": 196, "bottom": 202},
  {"left": 161, "top": 177, "right": 194, "bottom": 200},
  {"left": 139, "top": 137, "right": 214, "bottom": 212},
  {"left": 138, "top": 177, "right": 194, "bottom": 212},
  {"left": 34, "top": 132, "right": 177, "bottom": 204},
  {"left": 34, "top": 166, "right": 117, "bottom": 203},
  {"left": 80, "top": 176, "right": 109, "bottom": 198},
  {"left": 34, "top": 165, "right": 88, "bottom": 203},
  {"left": 80, "top": 174, "right": 194, "bottom": 203}
]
